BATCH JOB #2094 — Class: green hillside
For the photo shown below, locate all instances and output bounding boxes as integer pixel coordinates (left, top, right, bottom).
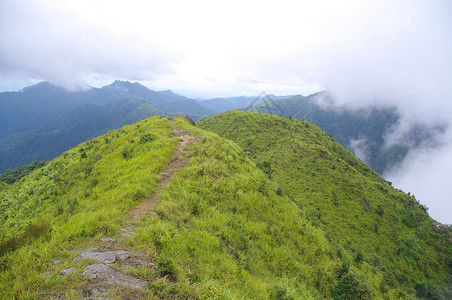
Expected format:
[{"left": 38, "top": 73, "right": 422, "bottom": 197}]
[
  {"left": 198, "top": 111, "right": 452, "bottom": 299},
  {"left": 1, "top": 113, "right": 450, "bottom": 299},
  {"left": 0, "top": 115, "right": 355, "bottom": 299}
]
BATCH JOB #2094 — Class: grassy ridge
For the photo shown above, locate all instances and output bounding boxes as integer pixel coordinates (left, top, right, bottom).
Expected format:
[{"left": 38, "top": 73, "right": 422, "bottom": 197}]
[
  {"left": 131, "top": 125, "right": 350, "bottom": 298},
  {"left": 0, "top": 116, "right": 178, "bottom": 298},
  {"left": 0, "top": 115, "right": 379, "bottom": 299},
  {"left": 198, "top": 110, "right": 452, "bottom": 299},
  {"left": 1, "top": 112, "right": 450, "bottom": 298}
]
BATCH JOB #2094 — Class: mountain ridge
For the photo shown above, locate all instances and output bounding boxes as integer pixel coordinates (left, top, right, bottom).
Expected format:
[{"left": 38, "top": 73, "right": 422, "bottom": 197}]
[{"left": 0, "top": 113, "right": 450, "bottom": 298}]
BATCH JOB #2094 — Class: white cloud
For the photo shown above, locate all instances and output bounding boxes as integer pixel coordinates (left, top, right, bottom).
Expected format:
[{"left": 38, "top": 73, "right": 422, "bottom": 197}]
[{"left": 386, "top": 129, "right": 452, "bottom": 224}]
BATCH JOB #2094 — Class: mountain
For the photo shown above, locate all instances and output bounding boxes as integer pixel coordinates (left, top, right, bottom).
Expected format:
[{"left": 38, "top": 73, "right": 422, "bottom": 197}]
[
  {"left": 157, "top": 98, "right": 215, "bottom": 118},
  {"left": 242, "top": 92, "right": 445, "bottom": 174},
  {"left": 0, "top": 82, "right": 87, "bottom": 140},
  {"left": 198, "top": 111, "right": 452, "bottom": 299},
  {"left": 0, "top": 99, "right": 162, "bottom": 172},
  {"left": 0, "top": 81, "right": 215, "bottom": 172},
  {"left": 0, "top": 113, "right": 450, "bottom": 299},
  {"left": 0, "top": 80, "right": 212, "bottom": 138},
  {"left": 196, "top": 94, "right": 293, "bottom": 114}
]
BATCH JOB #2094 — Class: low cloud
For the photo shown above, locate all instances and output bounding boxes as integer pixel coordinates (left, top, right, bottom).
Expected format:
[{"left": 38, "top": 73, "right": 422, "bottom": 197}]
[
  {"left": 348, "top": 138, "right": 370, "bottom": 165},
  {"left": 386, "top": 128, "right": 452, "bottom": 224}
]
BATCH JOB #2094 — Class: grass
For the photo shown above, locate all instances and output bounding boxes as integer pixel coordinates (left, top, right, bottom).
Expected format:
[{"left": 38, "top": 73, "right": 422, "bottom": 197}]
[
  {"left": 131, "top": 129, "right": 345, "bottom": 298},
  {"left": 0, "top": 112, "right": 450, "bottom": 299},
  {"left": 0, "top": 116, "right": 177, "bottom": 298},
  {"left": 198, "top": 110, "right": 452, "bottom": 299}
]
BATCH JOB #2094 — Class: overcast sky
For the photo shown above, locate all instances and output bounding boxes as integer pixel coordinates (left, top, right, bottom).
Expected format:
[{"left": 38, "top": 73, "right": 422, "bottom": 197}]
[{"left": 1, "top": 0, "right": 451, "bottom": 222}]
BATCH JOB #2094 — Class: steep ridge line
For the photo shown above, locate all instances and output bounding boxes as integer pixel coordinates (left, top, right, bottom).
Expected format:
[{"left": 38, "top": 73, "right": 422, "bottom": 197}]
[{"left": 126, "top": 128, "right": 198, "bottom": 222}]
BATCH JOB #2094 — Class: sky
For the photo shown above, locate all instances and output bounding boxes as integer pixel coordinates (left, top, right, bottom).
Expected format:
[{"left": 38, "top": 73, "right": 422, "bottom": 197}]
[{"left": 0, "top": 0, "right": 451, "bottom": 222}]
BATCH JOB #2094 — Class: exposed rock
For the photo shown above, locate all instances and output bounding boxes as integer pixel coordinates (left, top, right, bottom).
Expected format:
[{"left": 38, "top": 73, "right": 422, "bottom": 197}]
[
  {"left": 59, "top": 267, "right": 77, "bottom": 276},
  {"left": 82, "top": 264, "right": 146, "bottom": 289},
  {"left": 75, "top": 248, "right": 117, "bottom": 264},
  {"left": 120, "top": 228, "right": 136, "bottom": 237},
  {"left": 431, "top": 221, "right": 451, "bottom": 233},
  {"left": 82, "top": 284, "right": 110, "bottom": 300},
  {"left": 120, "top": 259, "right": 157, "bottom": 272},
  {"left": 100, "top": 237, "right": 116, "bottom": 243},
  {"left": 74, "top": 248, "right": 133, "bottom": 265},
  {"left": 115, "top": 250, "right": 131, "bottom": 261},
  {"left": 52, "top": 259, "right": 63, "bottom": 265}
]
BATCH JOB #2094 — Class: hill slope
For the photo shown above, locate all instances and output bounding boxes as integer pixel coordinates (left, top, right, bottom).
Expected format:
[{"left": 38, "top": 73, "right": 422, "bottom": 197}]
[
  {"left": 1, "top": 115, "right": 417, "bottom": 299},
  {"left": 1, "top": 113, "right": 450, "bottom": 298},
  {"left": 198, "top": 111, "right": 452, "bottom": 299},
  {"left": 244, "top": 92, "right": 445, "bottom": 174}
]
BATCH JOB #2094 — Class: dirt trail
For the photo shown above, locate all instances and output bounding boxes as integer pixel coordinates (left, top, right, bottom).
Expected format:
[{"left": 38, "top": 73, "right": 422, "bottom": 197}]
[{"left": 127, "top": 128, "right": 198, "bottom": 222}]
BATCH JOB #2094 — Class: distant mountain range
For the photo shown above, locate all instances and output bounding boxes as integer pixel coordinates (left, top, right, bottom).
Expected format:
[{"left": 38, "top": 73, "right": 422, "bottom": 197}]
[
  {"left": 0, "top": 80, "right": 213, "bottom": 141},
  {"left": 0, "top": 81, "right": 214, "bottom": 172},
  {"left": 0, "top": 81, "right": 443, "bottom": 175},
  {"left": 195, "top": 94, "right": 294, "bottom": 113}
]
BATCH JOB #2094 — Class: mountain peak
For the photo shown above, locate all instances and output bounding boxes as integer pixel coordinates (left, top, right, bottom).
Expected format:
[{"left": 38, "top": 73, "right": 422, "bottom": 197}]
[
  {"left": 111, "top": 80, "right": 132, "bottom": 87},
  {"left": 105, "top": 80, "right": 150, "bottom": 93}
]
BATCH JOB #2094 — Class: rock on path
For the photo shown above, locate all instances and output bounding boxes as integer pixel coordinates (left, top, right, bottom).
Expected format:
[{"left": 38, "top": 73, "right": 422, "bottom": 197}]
[
  {"left": 82, "top": 264, "right": 147, "bottom": 289},
  {"left": 74, "top": 247, "right": 131, "bottom": 264}
]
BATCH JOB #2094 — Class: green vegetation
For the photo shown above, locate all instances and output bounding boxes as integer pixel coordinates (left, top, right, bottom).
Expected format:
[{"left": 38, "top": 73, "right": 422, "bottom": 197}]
[
  {"left": 0, "top": 116, "right": 179, "bottom": 297},
  {"left": 132, "top": 127, "right": 344, "bottom": 298},
  {"left": 0, "top": 112, "right": 450, "bottom": 298},
  {"left": 0, "top": 116, "right": 346, "bottom": 298},
  {"left": 0, "top": 181, "right": 8, "bottom": 192},
  {"left": 199, "top": 110, "right": 452, "bottom": 299},
  {"left": 0, "top": 161, "right": 47, "bottom": 184}
]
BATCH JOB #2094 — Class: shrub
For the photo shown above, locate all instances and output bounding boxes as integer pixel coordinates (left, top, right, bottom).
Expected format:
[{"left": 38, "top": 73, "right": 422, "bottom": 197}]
[
  {"left": 270, "top": 286, "right": 294, "bottom": 300},
  {"left": 257, "top": 161, "right": 273, "bottom": 178},
  {"left": 331, "top": 270, "right": 372, "bottom": 300},
  {"left": 121, "top": 146, "right": 130, "bottom": 159},
  {"left": 158, "top": 257, "right": 178, "bottom": 281},
  {"left": 139, "top": 133, "right": 157, "bottom": 144}
]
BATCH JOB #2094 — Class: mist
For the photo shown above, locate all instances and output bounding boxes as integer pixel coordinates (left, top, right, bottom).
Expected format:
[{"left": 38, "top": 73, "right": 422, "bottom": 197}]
[{"left": 0, "top": 0, "right": 451, "bottom": 222}]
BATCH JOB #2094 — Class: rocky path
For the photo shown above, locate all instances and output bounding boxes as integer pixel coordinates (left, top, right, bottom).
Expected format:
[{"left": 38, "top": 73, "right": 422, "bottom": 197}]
[{"left": 52, "top": 128, "right": 198, "bottom": 299}]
